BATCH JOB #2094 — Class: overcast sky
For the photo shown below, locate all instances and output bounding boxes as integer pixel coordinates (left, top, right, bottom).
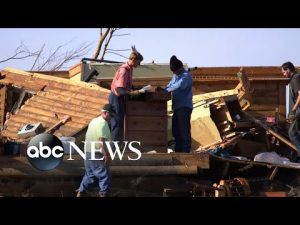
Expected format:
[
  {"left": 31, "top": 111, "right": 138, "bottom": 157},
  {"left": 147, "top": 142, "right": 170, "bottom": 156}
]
[{"left": 0, "top": 28, "right": 300, "bottom": 71}]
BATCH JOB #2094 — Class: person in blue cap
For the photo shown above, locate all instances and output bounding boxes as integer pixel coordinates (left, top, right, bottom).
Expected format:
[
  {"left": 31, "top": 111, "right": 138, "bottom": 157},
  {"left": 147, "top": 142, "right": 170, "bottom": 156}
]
[{"left": 158, "top": 55, "right": 193, "bottom": 153}]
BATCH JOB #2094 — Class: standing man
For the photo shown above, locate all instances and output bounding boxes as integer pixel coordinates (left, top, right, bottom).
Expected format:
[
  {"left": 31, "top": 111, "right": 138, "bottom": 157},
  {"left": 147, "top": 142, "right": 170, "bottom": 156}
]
[
  {"left": 158, "top": 55, "right": 193, "bottom": 153},
  {"left": 77, "top": 104, "right": 116, "bottom": 197},
  {"left": 281, "top": 61, "right": 300, "bottom": 162},
  {"left": 109, "top": 46, "right": 144, "bottom": 145}
]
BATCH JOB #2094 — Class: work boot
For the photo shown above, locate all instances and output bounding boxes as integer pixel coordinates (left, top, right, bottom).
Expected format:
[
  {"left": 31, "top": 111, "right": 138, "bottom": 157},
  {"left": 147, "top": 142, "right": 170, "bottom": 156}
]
[
  {"left": 99, "top": 192, "right": 108, "bottom": 197},
  {"left": 76, "top": 190, "right": 88, "bottom": 197}
]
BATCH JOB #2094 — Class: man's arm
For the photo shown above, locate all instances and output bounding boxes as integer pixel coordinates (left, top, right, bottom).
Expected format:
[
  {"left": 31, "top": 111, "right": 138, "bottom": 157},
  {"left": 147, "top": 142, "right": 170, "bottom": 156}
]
[
  {"left": 293, "top": 91, "right": 300, "bottom": 111},
  {"left": 116, "top": 87, "right": 128, "bottom": 96},
  {"left": 165, "top": 76, "right": 174, "bottom": 90},
  {"left": 99, "top": 137, "right": 110, "bottom": 165},
  {"left": 165, "top": 75, "right": 189, "bottom": 92}
]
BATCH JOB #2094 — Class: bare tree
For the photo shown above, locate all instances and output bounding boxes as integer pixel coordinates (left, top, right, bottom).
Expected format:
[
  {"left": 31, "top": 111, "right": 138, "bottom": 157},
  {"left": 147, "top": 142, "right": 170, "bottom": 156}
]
[
  {"left": 0, "top": 40, "right": 92, "bottom": 71},
  {"left": 1, "top": 29, "right": 130, "bottom": 71},
  {"left": 93, "top": 28, "right": 130, "bottom": 61},
  {"left": 0, "top": 42, "right": 39, "bottom": 64},
  {"left": 32, "top": 41, "right": 92, "bottom": 71}
]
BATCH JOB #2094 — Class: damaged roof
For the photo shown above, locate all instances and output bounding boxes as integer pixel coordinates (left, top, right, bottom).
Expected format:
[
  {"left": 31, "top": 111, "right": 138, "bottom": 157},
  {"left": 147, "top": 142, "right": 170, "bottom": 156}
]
[{"left": 0, "top": 68, "right": 110, "bottom": 142}]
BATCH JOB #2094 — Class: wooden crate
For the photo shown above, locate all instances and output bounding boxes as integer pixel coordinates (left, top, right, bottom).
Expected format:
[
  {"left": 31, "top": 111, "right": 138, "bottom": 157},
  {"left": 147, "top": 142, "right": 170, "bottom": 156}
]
[{"left": 125, "top": 92, "right": 170, "bottom": 153}]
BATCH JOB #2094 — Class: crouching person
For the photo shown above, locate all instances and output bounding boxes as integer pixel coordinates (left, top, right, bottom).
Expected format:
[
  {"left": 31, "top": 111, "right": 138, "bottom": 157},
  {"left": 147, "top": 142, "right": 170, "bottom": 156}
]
[{"left": 76, "top": 104, "right": 116, "bottom": 197}]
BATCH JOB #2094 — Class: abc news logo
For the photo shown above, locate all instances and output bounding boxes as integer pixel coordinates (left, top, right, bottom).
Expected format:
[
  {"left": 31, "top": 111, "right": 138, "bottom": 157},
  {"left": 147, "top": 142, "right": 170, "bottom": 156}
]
[{"left": 27, "top": 133, "right": 142, "bottom": 171}]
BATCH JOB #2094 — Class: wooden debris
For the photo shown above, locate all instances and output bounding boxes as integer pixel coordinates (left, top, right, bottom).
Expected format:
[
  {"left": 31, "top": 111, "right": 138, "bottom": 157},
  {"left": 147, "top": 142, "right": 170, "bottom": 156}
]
[
  {"left": 45, "top": 115, "right": 71, "bottom": 134},
  {"left": 243, "top": 111, "right": 298, "bottom": 159}
]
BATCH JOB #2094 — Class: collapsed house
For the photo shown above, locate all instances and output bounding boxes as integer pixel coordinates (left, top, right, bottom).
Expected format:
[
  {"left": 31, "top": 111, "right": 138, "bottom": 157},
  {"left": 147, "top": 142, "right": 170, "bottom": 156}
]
[{"left": 0, "top": 64, "right": 300, "bottom": 197}]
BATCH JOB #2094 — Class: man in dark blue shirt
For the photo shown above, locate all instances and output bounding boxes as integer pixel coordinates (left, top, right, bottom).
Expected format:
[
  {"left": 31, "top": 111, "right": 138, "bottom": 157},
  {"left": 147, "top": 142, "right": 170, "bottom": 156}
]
[
  {"left": 281, "top": 61, "right": 300, "bottom": 162},
  {"left": 160, "top": 55, "right": 193, "bottom": 153}
]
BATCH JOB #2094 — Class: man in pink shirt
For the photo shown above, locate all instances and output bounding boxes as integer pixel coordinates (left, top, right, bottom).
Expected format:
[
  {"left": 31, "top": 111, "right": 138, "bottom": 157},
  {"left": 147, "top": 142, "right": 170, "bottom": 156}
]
[{"left": 109, "top": 46, "right": 143, "bottom": 146}]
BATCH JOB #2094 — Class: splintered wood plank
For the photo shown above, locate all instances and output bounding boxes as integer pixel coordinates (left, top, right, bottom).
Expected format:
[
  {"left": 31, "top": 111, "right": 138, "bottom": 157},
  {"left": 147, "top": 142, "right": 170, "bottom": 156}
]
[
  {"left": 193, "top": 89, "right": 238, "bottom": 102},
  {"left": 191, "top": 117, "right": 222, "bottom": 149}
]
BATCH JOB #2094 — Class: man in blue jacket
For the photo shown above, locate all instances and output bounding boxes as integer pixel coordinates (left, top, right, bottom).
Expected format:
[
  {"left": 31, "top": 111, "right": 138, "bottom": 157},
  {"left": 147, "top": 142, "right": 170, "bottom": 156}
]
[{"left": 159, "top": 55, "right": 193, "bottom": 153}]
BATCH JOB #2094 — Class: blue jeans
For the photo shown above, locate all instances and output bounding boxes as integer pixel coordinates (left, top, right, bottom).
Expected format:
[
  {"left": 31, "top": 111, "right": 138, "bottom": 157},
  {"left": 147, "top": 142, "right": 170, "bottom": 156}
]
[
  {"left": 78, "top": 152, "right": 111, "bottom": 195},
  {"left": 172, "top": 107, "right": 192, "bottom": 153},
  {"left": 109, "top": 92, "right": 125, "bottom": 143}
]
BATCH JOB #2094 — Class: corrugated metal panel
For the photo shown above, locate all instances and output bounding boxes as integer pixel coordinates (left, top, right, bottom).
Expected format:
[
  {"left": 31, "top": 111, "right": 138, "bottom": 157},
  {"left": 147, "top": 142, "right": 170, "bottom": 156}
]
[{"left": 0, "top": 68, "right": 110, "bottom": 142}]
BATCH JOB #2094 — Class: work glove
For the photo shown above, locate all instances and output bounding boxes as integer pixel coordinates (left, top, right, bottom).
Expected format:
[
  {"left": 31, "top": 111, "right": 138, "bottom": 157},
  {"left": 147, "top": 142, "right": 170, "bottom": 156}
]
[
  {"left": 129, "top": 90, "right": 144, "bottom": 97},
  {"left": 288, "top": 110, "right": 296, "bottom": 123}
]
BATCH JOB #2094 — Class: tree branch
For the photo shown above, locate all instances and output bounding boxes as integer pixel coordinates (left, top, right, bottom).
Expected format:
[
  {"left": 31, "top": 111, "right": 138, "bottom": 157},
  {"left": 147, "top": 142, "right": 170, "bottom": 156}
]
[
  {"left": 106, "top": 48, "right": 131, "bottom": 52},
  {"left": 31, "top": 41, "right": 92, "bottom": 71},
  {"left": 30, "top": 44, "right": 45, "bottom": 71},
  {"left": 100, "top": 28, "right": 117, "bottom": 61},
  {"left": 105, "top": 51, "right": 128, "bottom": 59},
  {"left": 0, "top": 42, "right": 38, "bottom": 64},
  {"left": 112, "top": 33, "right": 130, "bottom": 36},
  {"left": 92, "top": 28, "right": 110, "bottom": 60}
]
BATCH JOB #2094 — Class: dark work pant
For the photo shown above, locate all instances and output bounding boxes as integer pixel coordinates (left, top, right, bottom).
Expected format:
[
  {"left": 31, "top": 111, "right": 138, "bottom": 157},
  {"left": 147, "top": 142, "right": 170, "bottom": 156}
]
[
  {"left": 289, "top": 113, "right": 300, "bottom": 157},
  {"left": 109, "top": 92, "right": 125, "bottom": 143},
  {"left": 172, "top": 107, "right": 192, "bottom": 153}
]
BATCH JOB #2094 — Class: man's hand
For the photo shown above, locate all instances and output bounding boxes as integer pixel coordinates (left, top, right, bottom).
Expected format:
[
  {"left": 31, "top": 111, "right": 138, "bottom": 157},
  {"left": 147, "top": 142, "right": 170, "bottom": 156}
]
[{"left": 289, "top": 110, "right": 296, "bottom": 123}]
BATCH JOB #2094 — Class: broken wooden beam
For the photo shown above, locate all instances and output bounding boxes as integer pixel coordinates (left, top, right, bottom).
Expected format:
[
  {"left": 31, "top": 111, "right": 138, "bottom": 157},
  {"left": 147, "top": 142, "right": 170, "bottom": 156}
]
[
  {"left": 243, "top": 111, "right": 298, "bottom": 158},
  {"left": 0, "top": 153, "right": 209, "bottom": 177},
  {"left": 45, "top": 115, "right": 71, "bottom": 133}
]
